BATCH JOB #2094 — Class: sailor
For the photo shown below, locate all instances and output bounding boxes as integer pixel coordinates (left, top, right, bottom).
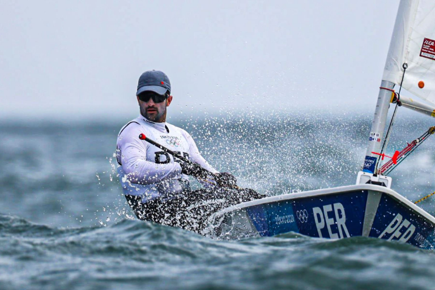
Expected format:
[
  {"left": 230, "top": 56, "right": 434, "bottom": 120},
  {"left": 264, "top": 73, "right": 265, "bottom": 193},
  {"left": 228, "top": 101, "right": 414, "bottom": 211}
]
[{"left": 116, "top": 70, "right": 264, "bottom": 234}]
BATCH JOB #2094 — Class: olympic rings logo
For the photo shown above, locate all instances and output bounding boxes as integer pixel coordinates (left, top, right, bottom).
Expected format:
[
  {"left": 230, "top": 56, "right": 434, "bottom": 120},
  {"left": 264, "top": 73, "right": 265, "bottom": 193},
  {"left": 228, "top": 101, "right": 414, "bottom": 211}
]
[
  {"left": 166, "top": 138, "right": 181, "bottom": 147},
  {"left": 296, "top": 209, "right": 309, "bottom": 223}
]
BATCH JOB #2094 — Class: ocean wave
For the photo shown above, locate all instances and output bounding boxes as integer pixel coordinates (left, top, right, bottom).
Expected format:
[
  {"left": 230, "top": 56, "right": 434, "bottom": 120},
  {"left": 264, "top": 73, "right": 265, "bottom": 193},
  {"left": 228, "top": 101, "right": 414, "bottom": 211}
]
[
  {"left": 1, "top": 114, "right": 435, "bottom": 289},
  {"left": 2, "top": 213, "right": 435, "bottom": 290}
]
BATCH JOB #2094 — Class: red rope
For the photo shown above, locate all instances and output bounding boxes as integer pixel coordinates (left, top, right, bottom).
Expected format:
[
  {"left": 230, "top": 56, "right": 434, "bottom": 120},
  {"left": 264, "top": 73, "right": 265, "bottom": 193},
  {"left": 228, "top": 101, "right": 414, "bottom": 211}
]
[
  {"left": 379, "top": 87, "right": 395, "bottom": 93},
  {"left": 380, "top": 87, "right": 400, "bottom": 103}
]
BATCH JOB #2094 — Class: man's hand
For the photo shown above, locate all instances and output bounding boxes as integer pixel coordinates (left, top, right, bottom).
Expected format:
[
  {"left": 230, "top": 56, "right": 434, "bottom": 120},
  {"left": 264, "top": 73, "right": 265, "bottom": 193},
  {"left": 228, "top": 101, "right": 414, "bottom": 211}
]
[
  {"left": 180, "top": 161, "right": 205, "bottom": 178},
  {"left": 215, "top": 172, "right": 237, "bottom": 188}
]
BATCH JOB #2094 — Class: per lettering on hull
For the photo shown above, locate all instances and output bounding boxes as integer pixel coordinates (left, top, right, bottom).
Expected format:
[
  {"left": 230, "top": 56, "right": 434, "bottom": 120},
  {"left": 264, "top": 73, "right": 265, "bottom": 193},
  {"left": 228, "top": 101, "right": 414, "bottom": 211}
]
[{"left": 313, "top": 203, "right": 350, "bottom": 239}]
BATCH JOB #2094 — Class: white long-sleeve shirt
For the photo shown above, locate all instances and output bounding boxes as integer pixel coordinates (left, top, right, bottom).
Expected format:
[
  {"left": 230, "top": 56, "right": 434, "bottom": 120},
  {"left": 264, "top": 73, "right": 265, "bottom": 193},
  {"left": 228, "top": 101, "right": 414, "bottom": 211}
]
[{"left": 116, "top": 116, "right": 218, "bottom": 202}]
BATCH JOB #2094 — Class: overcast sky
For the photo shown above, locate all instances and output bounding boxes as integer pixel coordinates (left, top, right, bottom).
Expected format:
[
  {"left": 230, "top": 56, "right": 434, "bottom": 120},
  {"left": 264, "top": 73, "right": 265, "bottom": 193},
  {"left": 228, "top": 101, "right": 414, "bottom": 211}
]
[{"left": 0, "top": 1, "right": 400, "bottom": 121}]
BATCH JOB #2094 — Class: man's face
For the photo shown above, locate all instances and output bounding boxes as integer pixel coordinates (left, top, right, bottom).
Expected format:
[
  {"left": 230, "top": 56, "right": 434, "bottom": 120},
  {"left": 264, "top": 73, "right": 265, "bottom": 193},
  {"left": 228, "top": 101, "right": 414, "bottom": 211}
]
[{"left": 137, "top": 91, "right": 173, "bottom": 123}]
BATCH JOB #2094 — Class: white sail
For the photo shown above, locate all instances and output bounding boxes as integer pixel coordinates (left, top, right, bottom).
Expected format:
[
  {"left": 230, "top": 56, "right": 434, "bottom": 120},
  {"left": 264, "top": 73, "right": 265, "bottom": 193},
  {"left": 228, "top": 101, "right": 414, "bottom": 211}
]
[{"left": 383, "top": 0, "right": 435, "bottom": 105}]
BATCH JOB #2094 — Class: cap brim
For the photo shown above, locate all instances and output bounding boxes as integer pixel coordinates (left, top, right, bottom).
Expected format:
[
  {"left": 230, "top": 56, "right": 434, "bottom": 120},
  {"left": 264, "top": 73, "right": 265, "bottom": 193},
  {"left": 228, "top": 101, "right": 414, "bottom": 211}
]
[{"left": 136, "top": 85, "right": 167, "bottom": 96}]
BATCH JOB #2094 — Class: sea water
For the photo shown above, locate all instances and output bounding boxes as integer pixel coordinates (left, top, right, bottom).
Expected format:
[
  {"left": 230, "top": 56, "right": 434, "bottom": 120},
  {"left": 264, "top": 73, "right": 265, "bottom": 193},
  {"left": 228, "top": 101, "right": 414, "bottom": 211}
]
[{"left": 1, "top": 111, "right": 435, "bottom": 290}]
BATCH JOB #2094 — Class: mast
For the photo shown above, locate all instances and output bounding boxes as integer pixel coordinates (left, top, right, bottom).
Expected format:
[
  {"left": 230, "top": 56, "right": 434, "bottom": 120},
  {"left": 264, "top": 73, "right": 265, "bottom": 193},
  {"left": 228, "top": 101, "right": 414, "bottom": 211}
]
[
  {"left": 362, "top": 81, "right": 394, "bottom": 175},
  {"left": 361, "top": 0, "right": 435, "bottom": 179}
]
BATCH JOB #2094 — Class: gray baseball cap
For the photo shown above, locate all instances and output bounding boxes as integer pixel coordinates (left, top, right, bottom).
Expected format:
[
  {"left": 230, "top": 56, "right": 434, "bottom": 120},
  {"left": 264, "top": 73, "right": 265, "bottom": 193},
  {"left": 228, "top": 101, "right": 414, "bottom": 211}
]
[{"left": 136, "top": 70, "right": 171, "bottom": 96}]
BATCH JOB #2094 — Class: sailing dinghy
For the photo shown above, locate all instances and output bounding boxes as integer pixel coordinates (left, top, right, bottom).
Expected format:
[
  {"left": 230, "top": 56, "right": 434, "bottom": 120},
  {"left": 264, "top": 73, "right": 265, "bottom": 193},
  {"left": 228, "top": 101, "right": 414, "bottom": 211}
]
[{"left": 206, "top": 0, "right": 435, "bottom": 249}]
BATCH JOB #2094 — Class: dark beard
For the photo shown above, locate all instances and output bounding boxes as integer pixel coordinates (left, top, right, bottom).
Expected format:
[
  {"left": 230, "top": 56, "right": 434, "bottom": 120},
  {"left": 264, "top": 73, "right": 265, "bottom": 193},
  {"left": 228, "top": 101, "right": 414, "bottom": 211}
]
[{"left": 140, "top": 106, "right": 166, "bottom": 122}]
